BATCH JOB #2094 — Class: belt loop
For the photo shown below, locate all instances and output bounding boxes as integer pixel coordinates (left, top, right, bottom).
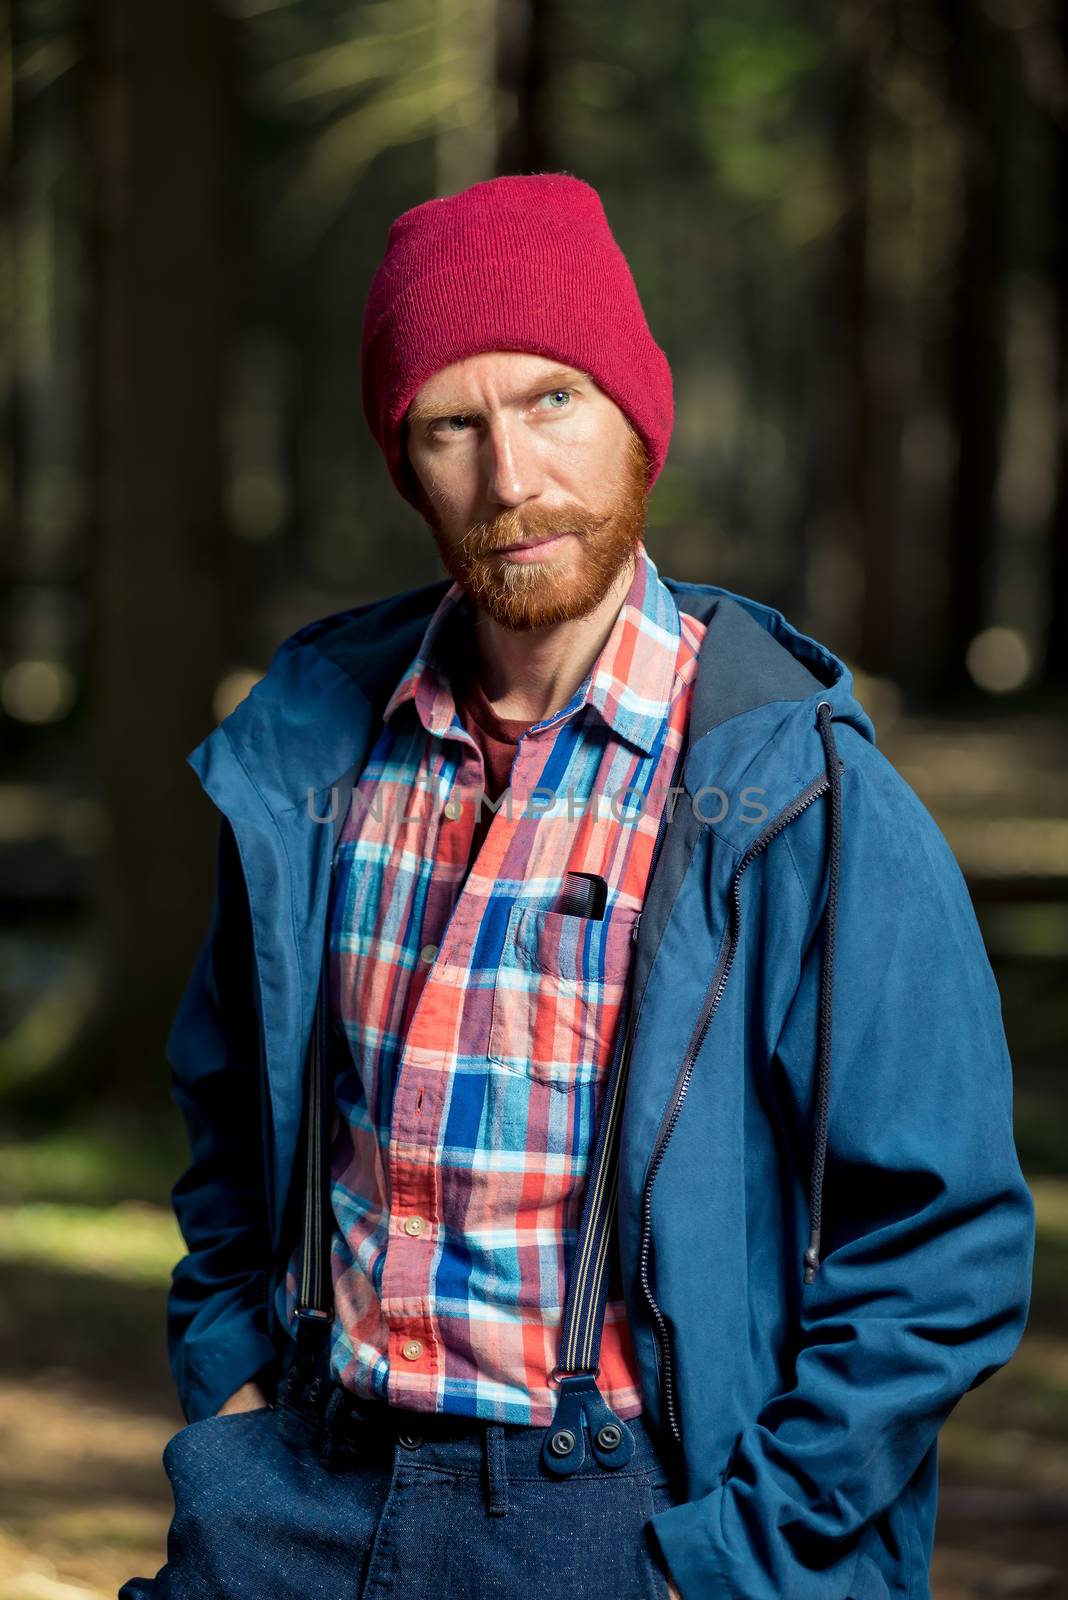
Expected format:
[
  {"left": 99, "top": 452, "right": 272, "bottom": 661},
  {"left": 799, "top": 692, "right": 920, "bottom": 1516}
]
[{"left": 483, "top": 1422, "right": 510, "bottom": 1517}]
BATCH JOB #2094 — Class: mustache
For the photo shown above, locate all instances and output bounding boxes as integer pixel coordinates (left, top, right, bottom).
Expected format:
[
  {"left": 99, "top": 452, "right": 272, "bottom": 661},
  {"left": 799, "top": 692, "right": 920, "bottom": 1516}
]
[{"left": 460, "top": 506, "right": 610, "bottom": 556}]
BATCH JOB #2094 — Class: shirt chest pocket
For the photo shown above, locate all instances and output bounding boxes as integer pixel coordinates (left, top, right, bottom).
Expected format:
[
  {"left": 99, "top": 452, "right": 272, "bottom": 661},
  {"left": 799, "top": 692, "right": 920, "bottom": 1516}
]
[{"left": 488, "top": 899, "right": 639, "bottom": 1090}]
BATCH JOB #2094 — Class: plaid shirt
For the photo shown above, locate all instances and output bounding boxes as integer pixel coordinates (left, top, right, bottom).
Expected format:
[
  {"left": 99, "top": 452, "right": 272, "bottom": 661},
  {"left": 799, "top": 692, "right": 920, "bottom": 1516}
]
[{"left": 277, "top": 541, "right": 706, "bottom": 1423}]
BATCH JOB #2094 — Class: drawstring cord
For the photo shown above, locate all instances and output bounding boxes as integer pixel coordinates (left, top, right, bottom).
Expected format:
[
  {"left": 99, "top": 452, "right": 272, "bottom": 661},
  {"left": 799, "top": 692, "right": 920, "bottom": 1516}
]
[{"left": 804, "top": 700, "right": 842, "bottom": 1285}]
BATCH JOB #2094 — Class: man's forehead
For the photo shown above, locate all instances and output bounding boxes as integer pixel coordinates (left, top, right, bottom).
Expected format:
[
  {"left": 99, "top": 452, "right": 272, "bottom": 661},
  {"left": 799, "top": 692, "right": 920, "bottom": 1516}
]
[{"left": 406, "top": 355, "right": 594, "bottom": 421}]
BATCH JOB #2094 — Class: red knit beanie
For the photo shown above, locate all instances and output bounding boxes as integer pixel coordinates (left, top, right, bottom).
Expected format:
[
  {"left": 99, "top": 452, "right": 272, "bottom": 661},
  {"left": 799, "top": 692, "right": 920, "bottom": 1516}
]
[{"left": 360, "top": 173, "right": 673, "bottom": 511}]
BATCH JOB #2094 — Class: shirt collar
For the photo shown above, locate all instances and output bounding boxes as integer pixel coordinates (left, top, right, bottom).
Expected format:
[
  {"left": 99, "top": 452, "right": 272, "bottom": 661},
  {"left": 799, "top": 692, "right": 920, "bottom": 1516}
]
[{"left": 381, "top": 539, "right": 682, "bottom": 757}]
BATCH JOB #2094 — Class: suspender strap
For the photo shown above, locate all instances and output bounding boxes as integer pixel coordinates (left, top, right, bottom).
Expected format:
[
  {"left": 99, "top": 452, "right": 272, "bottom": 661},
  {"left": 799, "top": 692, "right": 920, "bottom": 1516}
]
[
  {"left": 293, "top": 948, "right": 332, "bottom": 1350},
  {"left": 554, "top": 976, "right": 635, "bottom": 1376},
  {"left": 541, "top": 978, "right": 637, "bottom": 1475},
  {"left": 539, "top": 737, "right": 687, "bottom": 1476},
  {"left": 293, "top": 771, "right": 354, "bottom": 1353}
]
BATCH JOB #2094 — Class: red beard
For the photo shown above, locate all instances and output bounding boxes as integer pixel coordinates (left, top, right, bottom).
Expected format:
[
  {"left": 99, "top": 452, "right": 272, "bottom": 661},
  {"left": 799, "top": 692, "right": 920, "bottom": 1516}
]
[{"left": 424, "top": 430, "right": 649, "bottom": 633}]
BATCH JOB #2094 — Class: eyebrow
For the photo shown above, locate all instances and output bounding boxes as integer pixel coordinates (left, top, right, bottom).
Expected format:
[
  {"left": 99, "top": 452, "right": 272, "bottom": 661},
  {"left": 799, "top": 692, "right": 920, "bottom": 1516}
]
[{"left": 405, "top": 367, "right": 591, "bottom": 425}]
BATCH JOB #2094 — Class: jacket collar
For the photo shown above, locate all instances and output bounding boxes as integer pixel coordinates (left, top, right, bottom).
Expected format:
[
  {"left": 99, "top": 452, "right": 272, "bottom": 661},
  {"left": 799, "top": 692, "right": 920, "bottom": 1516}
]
[{"left": 190, "top": 562, "right": 872, "bottom": 827}]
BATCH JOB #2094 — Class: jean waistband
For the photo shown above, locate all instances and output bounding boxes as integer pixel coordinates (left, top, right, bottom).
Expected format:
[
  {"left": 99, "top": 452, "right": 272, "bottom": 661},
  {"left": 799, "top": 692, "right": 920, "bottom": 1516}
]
[{"left": 276, "top": 1340, "right": 673, "bottom": 1486}]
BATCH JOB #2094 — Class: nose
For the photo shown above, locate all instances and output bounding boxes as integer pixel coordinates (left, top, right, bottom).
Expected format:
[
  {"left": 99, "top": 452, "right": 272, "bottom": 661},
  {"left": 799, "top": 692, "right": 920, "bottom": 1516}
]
[{"left": 483, "top": 416, "right": 545, "bottom": 509}]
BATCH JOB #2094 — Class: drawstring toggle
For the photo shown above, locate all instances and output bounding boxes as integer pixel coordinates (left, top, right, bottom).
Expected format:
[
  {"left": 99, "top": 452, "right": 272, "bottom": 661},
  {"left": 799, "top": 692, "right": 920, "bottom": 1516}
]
[{"left": 803, "top": 1228, "right": 822, "bottom": 1284}]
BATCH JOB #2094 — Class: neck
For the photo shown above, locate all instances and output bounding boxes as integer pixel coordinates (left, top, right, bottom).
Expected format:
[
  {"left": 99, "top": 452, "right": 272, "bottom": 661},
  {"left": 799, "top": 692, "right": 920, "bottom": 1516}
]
[{"left": 470, "top": 554, "right": 636, "bottom": 725}]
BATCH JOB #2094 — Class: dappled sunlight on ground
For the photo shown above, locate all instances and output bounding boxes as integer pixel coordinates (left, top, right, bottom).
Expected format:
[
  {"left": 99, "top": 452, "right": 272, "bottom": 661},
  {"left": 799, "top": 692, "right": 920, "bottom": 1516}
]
[{"left": 0, "top": 1374, "right": 174, "bottom": 1598}]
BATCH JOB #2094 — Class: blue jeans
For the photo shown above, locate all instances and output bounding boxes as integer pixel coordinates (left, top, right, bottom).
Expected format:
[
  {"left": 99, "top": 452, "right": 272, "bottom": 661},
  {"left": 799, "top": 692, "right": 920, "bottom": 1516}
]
[{"left": 118, "top": 1350, "right": 680, "bottom": 1598}]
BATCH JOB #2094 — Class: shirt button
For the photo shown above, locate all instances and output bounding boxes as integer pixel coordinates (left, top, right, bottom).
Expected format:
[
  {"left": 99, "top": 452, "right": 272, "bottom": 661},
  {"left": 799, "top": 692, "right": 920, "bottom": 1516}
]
[
  {"left": 403, "top": 1216, "right": 425, "bottom": 1237},
  {"left": 401, "top": 1339, "right": 423, "bottom": 1361},
  {"left": 443, "top": 797, "right": 462, "bottom": 820},
  {"left": 419, "top": 943, "right": 438, "bottom": 964}
]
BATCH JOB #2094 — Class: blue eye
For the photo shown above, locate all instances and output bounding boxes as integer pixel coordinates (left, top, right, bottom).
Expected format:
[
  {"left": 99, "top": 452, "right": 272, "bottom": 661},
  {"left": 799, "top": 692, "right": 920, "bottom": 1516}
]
[{"left": 545, "top": 390, "right": 571, "bottom": 409}]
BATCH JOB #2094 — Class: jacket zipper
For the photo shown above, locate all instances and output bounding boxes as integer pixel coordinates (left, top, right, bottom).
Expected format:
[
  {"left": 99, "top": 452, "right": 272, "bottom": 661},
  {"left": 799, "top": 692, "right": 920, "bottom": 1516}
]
[{"left": 636, "top": 765, "right": 840, "bottom": 1447}]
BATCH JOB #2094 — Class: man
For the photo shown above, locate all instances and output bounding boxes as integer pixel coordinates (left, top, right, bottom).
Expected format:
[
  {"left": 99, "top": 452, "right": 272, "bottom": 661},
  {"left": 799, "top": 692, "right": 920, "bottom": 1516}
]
[{"left": 121, "top": 175, "right": 1034, "bottom": 1600}]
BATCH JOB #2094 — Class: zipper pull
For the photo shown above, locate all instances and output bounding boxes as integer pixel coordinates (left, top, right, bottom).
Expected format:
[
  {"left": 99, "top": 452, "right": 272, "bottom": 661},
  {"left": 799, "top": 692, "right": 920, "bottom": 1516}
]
[{"left": 631, "top": 911, "right": 642, "bottom": 944}]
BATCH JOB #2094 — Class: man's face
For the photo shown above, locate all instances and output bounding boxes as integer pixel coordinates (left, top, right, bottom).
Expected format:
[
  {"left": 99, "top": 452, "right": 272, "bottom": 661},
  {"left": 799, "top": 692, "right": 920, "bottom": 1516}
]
[{"left": 405, "top": 351, "right": 648, "bottom": 632}]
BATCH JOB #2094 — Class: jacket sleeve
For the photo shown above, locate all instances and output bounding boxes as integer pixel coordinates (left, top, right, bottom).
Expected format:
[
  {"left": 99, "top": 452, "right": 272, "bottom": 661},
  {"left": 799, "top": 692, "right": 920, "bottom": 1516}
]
[
  {"left": 166, "top": 815, "right": 282, "bottom": 1422},
  {"left": 649, "top": 738, "right": 1036, "bottom": 1600}
]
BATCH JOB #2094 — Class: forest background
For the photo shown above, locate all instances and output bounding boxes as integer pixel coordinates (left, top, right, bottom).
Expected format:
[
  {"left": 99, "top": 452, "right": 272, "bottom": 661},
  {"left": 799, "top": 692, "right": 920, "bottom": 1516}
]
[{"left": 0, "top": 0, "right": 1066, "bottom": 1594}]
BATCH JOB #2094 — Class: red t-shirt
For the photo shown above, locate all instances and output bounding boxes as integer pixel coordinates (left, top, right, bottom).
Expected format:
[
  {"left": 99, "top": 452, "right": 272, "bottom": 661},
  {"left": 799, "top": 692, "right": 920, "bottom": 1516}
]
[{"left": 454, "top": 667, "right": 531, "bottom": 875}]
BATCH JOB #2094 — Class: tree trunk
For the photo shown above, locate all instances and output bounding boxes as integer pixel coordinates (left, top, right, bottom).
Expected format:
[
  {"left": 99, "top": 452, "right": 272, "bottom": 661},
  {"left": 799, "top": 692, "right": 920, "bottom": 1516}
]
[
  {"left": 829, "top": 0, "right": 898, "bottom": 677},
  {"left": 78, "top": 0, "right": 236, "bottom": 1110},
  {"left": 0, "top": 0, "right": 15, "bottom": 603},
  {"left": 496, "top": 0, "right": 556, "bottom": 174},
  {"left": 1045, "top": 0, "right": 1068, "bottom": 685},
  {"left": 937, "top": 0, "right": 1004, "bottom": 695}
]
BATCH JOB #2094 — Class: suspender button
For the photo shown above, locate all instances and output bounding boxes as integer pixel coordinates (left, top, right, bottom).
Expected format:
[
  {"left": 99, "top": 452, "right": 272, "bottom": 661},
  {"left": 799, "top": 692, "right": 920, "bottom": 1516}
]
[
  {"left": 549, "top": 1428, "right": 577, "bottom": 1457},
  {"left": 596, "top": 1424, "right": 622, "bottom": 1451}
]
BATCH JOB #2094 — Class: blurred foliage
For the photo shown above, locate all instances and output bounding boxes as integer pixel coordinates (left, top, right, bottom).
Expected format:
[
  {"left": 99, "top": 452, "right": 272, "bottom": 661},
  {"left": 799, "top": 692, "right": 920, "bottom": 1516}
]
[
  {"left": 0, "top": 1199, "right": 180, "bottom": 1285},
  {"left": 0, "top": 3, "right": 1064, "bottom": 1587}
]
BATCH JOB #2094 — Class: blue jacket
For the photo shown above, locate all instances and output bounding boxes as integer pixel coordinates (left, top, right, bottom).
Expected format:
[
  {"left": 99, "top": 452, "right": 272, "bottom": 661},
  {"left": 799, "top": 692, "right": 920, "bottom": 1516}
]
[{"left": 167, "top": 573, "right": 1035, "bottom": 1600}]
